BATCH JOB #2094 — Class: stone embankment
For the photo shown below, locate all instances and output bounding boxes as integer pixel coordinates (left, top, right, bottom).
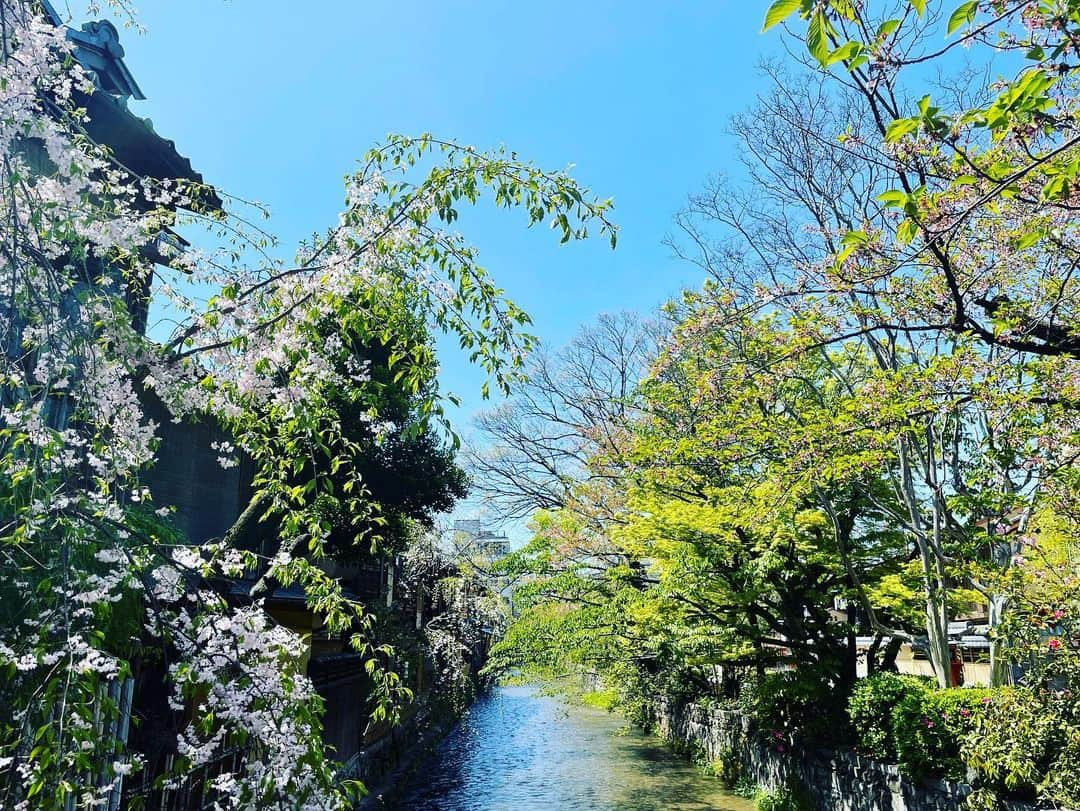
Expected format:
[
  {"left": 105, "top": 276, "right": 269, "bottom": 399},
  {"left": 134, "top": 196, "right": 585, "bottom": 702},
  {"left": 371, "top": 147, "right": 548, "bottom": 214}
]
[
  {"left": 353, "top": 702, "right": 457, "bottom": 809},
  {"left": 654, "top": 698, "right": 1047, "bottom": 811}
]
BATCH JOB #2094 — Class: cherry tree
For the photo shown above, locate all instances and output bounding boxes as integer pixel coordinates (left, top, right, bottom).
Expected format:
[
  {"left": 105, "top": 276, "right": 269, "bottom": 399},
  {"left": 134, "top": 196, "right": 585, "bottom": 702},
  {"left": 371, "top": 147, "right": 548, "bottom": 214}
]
[{"left": 0, "top": 2, "right": 614, "bottom": 808}]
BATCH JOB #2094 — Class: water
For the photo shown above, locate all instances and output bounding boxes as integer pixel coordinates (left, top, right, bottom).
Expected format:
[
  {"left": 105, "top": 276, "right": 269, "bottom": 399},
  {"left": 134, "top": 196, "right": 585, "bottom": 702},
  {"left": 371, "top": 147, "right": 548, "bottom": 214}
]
[{"left": 393, "top": 685, "right": 755, "bottom": 810}]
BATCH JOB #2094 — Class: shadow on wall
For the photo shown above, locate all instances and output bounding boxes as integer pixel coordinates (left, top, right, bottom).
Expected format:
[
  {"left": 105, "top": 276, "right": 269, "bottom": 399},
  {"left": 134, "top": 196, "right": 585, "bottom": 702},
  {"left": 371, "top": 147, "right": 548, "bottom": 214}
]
[{"left": 653, "top": 699, "right": 1048, "bottom": 811}]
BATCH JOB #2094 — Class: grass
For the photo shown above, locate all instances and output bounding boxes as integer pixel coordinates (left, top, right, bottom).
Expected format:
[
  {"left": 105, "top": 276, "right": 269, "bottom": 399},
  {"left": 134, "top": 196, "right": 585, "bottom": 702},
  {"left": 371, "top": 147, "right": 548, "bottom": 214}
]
[{"left": 580, "top": 688, "right": 619, "bottom": 711}]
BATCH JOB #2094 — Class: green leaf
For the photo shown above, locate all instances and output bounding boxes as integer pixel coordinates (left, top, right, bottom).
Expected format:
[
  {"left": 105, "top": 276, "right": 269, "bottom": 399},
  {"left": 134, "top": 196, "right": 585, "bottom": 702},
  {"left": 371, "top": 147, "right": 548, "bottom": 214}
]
[
  {"left": 1041, "top": 175, "right": 1070, "bottom": 201},
  {"left": 1013, "top": 230, "right": 1043, "bottom": 250},
  {"left": 895, "top": 218, "right": 919, "bottom": 245},
  {"left": 884, "top": 117, "right": 920, "bottom": 143},
  {"left": 762, "top": 0, "right": 801, "bottom": 32},
  {"left": 877, "top": 19, "right": 901, "bottom": 38},
  {"left": 947, "top": 1, "right": 978, "bottom": 35},
  {"left": 909, "top": 0, "right": 926, "bottom": 16},
  {"left": 827, "top": 41, "right": 863, "bottom": 65},
  {"left": 806, "top": 11, "right": 830, "bottom": 65},
  {"left": 833, "top": 243, "right": 856, "bottom": 268},
  {"left": 877, "top": 189, "right": 908, "bottom": 208}
]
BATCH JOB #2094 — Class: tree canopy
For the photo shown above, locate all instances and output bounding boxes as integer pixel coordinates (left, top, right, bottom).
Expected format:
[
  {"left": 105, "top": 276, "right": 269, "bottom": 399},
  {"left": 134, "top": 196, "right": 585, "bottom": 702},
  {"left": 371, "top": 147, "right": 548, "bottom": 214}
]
[{"left": 480, "top": 4, "right": 1080, "bottom": 805}]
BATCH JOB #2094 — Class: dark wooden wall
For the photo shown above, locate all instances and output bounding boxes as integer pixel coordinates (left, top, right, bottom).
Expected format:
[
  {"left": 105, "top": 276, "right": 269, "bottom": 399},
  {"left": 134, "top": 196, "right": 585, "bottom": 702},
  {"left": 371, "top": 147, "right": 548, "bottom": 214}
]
[{"left": 139, "top": 392, "right": 253, "bottom": 545}]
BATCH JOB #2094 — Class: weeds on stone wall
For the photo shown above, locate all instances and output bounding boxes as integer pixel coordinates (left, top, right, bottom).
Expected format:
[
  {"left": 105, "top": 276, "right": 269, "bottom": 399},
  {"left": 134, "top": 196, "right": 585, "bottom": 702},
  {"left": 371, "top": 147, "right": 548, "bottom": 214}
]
[
  {"left": 699, "top": 745, "right": 743, "bottom": 790},
  {"left": 752, "top": 781, "right": 817, "bottom": 811}
]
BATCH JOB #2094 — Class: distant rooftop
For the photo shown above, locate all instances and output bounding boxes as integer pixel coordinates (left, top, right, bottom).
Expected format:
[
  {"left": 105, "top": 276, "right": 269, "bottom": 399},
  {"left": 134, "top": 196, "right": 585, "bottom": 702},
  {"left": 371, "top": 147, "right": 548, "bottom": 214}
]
[{"left": 453, "top": 519, "right": 508, "bottom": 541}]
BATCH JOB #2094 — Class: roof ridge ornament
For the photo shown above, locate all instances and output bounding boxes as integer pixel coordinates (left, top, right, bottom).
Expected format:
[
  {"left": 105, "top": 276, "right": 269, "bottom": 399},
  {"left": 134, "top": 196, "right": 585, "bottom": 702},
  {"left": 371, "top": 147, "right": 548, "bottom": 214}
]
[
  {"left": 36, "top": 1, "right": 221, "bottom": 208},
  {"left": 79, "top": 19, "right": 125, "bottom": 58}
]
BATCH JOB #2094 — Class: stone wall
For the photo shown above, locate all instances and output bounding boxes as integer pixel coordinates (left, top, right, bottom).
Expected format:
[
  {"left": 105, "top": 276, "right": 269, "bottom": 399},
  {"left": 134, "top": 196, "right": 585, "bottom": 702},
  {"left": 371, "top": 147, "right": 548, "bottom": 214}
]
[
  {"left": 653, "top": 698, "right": 1042, "bottom": 811},
  {"left": 354, "top": 700, "right": 460, "bottom": 809}
]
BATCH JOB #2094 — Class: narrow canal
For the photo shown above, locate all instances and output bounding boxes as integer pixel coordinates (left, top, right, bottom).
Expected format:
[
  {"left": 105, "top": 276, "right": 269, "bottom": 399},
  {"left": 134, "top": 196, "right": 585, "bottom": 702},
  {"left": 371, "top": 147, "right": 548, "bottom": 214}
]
[{"left": 393, "top": 685, "right": 754, "bottom": 810}]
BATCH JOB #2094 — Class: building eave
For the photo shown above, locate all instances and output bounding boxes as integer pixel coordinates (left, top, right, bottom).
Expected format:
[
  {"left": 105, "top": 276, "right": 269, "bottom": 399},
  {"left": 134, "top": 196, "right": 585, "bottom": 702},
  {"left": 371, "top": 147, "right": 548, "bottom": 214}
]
[
  {"left": 78, "top": 88, "right": 223, "bottom": 210},
  {"left": 40, "top": 1, "right": 221, "bottom": 211}
]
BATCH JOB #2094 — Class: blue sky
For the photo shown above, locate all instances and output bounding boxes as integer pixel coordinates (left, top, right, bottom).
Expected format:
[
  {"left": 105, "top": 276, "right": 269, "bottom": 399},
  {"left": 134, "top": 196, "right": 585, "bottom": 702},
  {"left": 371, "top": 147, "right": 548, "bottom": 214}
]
[
  {"left": 101, "top": 1, "right": 777, "bottom": 424},
  {"left": 89, "top": 1, "right": 780, "bottom": 528}
]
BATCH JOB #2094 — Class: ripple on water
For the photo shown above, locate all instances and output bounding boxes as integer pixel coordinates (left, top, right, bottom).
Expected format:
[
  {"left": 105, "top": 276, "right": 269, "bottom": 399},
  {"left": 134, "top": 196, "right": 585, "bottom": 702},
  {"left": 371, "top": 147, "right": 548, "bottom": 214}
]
[{"left": 393, "top": 685, "right": 755, "bottom": 811}]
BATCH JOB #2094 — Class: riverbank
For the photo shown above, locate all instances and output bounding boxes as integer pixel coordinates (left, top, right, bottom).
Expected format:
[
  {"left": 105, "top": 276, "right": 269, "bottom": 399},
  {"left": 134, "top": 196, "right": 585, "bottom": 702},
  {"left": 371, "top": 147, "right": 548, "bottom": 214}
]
[
  {"left": 652, "top": 697, "right": 1059, "bottom": 811},
  {"left": 353, "top": 698, "right": 460, "bottom": 810}
]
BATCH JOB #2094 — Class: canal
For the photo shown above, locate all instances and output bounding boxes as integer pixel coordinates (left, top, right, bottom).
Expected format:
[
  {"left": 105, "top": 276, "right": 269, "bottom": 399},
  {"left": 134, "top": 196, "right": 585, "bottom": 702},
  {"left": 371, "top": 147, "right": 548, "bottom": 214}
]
[{"left": 392, "top": 685, "right": 754, "bottom": 810}]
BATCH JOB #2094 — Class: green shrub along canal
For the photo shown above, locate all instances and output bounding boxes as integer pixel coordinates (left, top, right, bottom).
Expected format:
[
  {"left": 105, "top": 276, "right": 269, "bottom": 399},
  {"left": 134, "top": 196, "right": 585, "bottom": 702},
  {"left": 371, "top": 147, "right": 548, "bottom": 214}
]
[{"left": 391, "top": 685, "right": 753, "bottom": 810}]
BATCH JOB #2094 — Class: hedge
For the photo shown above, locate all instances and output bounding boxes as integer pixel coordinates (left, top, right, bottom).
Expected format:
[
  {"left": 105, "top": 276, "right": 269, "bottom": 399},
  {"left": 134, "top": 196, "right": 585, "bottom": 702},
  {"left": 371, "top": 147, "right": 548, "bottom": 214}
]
[{"left": 846, "top": 672, "right": 991, "bottom": 780}]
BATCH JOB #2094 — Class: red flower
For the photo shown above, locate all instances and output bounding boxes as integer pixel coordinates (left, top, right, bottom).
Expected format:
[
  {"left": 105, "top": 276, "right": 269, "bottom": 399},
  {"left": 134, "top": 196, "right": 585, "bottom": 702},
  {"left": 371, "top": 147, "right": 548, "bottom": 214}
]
[{"left": 1048, "top": 638, "right": 1062, "bottom": 651}]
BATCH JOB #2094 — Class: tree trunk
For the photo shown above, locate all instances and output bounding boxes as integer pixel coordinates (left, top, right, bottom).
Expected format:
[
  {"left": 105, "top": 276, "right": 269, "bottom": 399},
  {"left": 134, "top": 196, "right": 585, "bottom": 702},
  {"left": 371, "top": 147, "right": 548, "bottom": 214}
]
[
  {"left": 880, "top": 637, "right": 902, "bottom": 672},
  {"left": 988, "top": 593, "right": 1010, "bottom": 687},
  {"left": 843, "top": 603, "right": 858, "bottom": 687},
  {"left": 922, "top": 567, "right": 951, "bottom": 688},
  {"left": 897, "top": 433, "right": 952, "bottom": 688}
]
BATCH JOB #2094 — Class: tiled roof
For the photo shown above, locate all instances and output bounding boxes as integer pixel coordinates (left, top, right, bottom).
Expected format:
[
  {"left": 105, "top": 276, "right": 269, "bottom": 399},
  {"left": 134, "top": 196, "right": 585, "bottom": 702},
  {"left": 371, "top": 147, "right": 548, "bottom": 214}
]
[{"left": 40, "top": 1, "right": 221, "bottom": 209}]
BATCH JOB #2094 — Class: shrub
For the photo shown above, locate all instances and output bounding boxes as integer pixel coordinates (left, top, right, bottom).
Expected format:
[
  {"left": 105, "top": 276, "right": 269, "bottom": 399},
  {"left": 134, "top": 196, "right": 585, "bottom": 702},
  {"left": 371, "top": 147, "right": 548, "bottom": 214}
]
[
  {"left": 580, "top": 688, "right": 618, "bottom": 711},
  {"left": 848, "top": 673, "right": 932, "bottom": 761},
  {"left": 891, "top": 686, "right": 991, "bottom": 780},
  {"left": 964, "top": 686, "right": 1080, "bottom": 808},
  {"left": 684, "top": 740, "right": 708, "bottom": 766},
  {"left": 753, "top": 784, "right": 817, "bottom": 811},
  {"left": 703, "top": 744, "right": 743, "bottom": 788},
  {"left": 743, "top": 671, "right": 851, "bottom": 748},
  {"left": 733, "top": 774, "right": 759, "bottom": 798}
]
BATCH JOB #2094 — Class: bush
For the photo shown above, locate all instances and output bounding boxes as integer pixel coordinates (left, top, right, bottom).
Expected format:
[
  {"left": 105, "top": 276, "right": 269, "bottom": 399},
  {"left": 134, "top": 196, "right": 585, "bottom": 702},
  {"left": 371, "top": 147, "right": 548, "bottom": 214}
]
[
  {"left": 891, "top": 686, "right": 991, "bottom": 780},
  {"left": 733, "top": 774, "right": 758, "bottom": 798},
  {"left": 703, "top": 745, "right": 742, "bottom": 788},
  {"left": 580, "top": 688, "right": 618, "bottom": 711},
  {"left": 846, "top": 674, "right": 990, "bottom": 779},
  {"left": 964, "top": 686, "right": 1080, "bottom": 808},
  {"left": 743, "top": 671, "right": 851, "bottom": 748},
  {"left": 848, "top": 673, "right": 932, "bottom": 761},
  {"left": 753, "top": 784, "right": 817, "bottom": 811}
]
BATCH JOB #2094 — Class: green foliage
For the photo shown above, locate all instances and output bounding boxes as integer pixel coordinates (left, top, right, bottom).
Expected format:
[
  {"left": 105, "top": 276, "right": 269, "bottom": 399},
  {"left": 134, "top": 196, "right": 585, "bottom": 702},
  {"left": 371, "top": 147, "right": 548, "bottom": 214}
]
[
  {"left": 703, "top": 745, "right": 743, "bottom": 789},
  {"left": 754, "top": 783, "right": 817, "bottom": 811},
  {"left": 481, "top": 7, "right": 1080, "bottom": 808},
  {"left": 733, "top": 775, "right": 759, "bottom": 798},
  {"left": 361, "top": 134, "right": 617, "bottom": 396},
  {"left": 965, "top": 687, "right": 1080, "bottom": 808},
  {"left": 580, "top": 688, "right": 619, "bottom": 711},
  {"left": 961, "top": 529, "right": 1080, "bottom": 808},
  {"left": 766, "top": 0, "right": 1080, "bottom": 358},
  {"left": 324, "top": 296, "right": 468, "bottom": 556},
  {"left": 848, "top": 673, "right": 933, "bottom": 761},
  {"left": 847, "top": 674, "right": 1026, "bottom": 787},
  {"left": 743, "top": 671, "right": 852, "bottom": 749},
  {"left": 891, "top": 687, "right": 991, "bottom": 780},
  {"left": 761, "top": 0, "right": 803, "bottom": 32}
]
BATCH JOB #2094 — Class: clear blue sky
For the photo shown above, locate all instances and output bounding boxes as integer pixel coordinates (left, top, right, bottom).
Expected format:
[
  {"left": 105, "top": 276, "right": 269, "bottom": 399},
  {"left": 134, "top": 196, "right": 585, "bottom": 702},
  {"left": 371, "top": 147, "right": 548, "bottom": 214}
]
[{"left": 101, "top": 1, "right": 777, "bottom": 429}]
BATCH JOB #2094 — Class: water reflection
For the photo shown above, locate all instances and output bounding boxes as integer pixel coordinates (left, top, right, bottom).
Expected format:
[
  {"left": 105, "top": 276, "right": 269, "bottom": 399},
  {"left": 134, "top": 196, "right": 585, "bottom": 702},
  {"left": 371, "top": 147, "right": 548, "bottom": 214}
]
[{"left": 393, "top": 685, "right": 754, "bottom": 810}]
